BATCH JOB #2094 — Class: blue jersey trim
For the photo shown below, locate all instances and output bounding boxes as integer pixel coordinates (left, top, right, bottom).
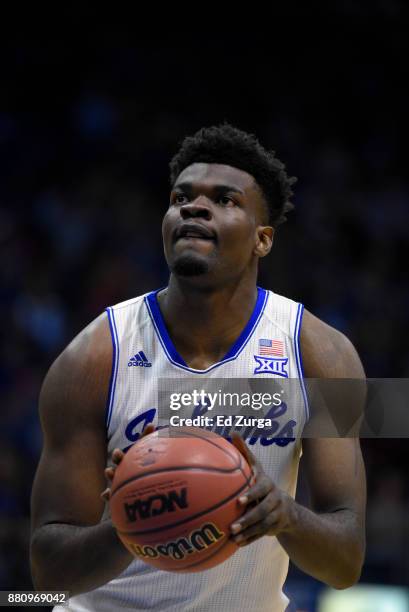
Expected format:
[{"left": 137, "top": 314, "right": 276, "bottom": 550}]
[
  {"left": 294, "top": 303, "right": 309, "bottom": 420},
  {"left": 144, "top": 287, "right": 268, "bottom": 374},
  {"left": 105, "top": 307, "right": 120, "bottom": 429},
  {"left": 223, "top": 287, "right": 267, "bottom": 360},
  {"left": 145, "top": 289, "right": 188, "bottom": 367}
]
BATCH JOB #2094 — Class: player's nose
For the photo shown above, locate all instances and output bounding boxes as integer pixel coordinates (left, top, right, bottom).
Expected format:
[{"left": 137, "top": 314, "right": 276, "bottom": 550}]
[{"left": 180, "top": 199, "right": 212, "bottom": 221}]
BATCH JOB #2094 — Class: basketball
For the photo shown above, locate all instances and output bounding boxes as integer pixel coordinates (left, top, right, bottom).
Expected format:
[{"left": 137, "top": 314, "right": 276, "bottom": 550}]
[{"left": 110, "top": 427, "right": 253, "bottom": 572}]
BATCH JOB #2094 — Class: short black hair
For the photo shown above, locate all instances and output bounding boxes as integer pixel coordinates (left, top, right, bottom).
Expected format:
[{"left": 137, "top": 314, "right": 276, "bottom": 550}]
[{"left": 169, "top": 124, "right": 296, "bottom": 227}]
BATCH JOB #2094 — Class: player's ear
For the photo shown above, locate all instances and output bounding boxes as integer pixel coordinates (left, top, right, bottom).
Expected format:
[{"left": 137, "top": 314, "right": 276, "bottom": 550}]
[{"left": 254, "top": 226, "right": 274, "bottom": 258}]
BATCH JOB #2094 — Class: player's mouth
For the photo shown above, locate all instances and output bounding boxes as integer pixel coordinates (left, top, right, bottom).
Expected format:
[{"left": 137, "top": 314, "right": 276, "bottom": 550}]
[{"left": 173, "top": 223, "right": 216, "bottom": 243}]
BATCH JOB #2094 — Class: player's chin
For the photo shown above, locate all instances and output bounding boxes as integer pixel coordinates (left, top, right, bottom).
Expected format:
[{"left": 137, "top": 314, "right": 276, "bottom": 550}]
[{"left": 170, "top": 253, "right": 211, "bottom": 277}]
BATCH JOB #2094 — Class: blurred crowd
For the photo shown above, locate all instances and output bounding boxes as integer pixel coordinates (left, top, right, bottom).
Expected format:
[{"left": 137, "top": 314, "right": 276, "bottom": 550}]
[{"left": 1, "top": 8, "right": 408, "bottom": 608}]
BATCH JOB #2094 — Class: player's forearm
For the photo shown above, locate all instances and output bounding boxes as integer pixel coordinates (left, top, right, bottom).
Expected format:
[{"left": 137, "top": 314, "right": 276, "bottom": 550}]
[
  {"left": 277, "top": 501, "right": 365, "bottom": 589},
  {"left": 31, "top": 519, "right": 133, "bottom": 596}
]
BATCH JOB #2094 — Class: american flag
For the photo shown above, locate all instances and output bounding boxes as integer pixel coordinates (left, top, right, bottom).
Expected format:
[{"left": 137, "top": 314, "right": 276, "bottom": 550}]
[{"left": 259, "top": 338, "right": 284, "bottom": 356}]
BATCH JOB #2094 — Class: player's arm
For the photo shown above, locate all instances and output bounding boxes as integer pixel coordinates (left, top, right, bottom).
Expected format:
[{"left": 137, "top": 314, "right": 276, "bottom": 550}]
[
  {"left": 30, "top": 314, "right": 133, "bottom": 596},
  {"left": 231, "top": 310, "right": 366, "bottom": 589}
]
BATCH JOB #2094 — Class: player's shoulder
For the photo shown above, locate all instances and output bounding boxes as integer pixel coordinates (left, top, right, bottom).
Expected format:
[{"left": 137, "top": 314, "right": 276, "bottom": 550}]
[
  {"left": 109, "top": 291, "right": 152, "bottom": 313},
  {"left": 39, "top": 312, "right": 113, "bottom": 429},
  {"left": 300, "top": 309, "right": 365, "bottom": 378},
  {"left": 263, "top": 288, "right": 302, "bottom": 337},
  {"left": 107, "top": 290, "right": 156, "bottom": 335},
  {"left": 265, "top": 288, "right": 298, "bottom": 310},
  {"left": 49, "top": 312, "right": 112, "bottom": 378},
  {"left": 40, "top": 289, "right": 155, "bottom": 421}
]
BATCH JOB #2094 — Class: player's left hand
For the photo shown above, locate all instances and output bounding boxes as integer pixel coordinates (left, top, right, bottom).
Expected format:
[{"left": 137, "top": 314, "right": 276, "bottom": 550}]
[
  {"left": 230, "top": 433, "right": 295, "bottom": 546},
  {"left": 101, "top": 424, "right": 156, "bottom": 502}
]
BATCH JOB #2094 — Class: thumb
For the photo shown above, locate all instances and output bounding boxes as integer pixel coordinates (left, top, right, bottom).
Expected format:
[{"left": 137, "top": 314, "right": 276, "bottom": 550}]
[{"left": 141, "top": 424, "right": 155, "bottom": 439}]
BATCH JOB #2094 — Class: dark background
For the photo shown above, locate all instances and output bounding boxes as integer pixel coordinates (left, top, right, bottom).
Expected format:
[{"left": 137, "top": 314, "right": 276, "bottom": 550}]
[{"left": 1, "top": 5, "right": 408, "bottom": 610}]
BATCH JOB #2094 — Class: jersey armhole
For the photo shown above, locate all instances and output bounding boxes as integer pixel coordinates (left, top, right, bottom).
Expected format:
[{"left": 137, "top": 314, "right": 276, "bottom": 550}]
[
  {"left": 294, "top": 303, "right": 309, "bottom": 421},
  {"left": 105, "top": 307, "right": 119, "bottom": 430}
]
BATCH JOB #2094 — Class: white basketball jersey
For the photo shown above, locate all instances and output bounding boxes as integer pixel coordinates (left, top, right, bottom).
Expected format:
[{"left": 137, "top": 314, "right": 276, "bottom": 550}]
[{"left": 59, "top": 287, "right": 308, "bottom": 612}]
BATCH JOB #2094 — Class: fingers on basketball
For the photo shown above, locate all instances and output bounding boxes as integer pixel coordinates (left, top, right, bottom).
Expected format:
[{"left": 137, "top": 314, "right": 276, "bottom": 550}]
[
  {"left": 102, "top": 426, "right": 156, "bottom": 501},
  {"left": 141, "top": 424, "right": 155, "bottom": 438}
]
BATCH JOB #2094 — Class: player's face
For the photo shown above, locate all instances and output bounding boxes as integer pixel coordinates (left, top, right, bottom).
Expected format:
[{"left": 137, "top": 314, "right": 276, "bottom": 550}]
[{"left": 163, "top": 163, "right": 273, "bottom": 284}]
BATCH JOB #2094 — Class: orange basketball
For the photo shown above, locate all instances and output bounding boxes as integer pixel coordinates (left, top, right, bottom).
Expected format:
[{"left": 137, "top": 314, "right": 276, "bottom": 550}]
[{"left": 110, "top": 427, "right": 252, "bottom": 572}]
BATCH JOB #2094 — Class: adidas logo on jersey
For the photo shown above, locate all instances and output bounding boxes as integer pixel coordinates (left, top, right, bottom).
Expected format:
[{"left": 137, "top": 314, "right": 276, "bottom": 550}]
[{"left": 128, "top": 351, "right": 152, "bottom": 367}]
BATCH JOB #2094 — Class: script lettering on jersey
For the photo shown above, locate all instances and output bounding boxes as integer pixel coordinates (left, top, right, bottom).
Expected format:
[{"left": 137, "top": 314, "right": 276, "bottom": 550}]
[
  {"left": 123, "top": 404, "right": 296, "bottom": 450},
  {"left": 124, "top": 408, "right": 156, "bottom": 448},
  {"left": 189, "top": 401, "right": 296, "bottom": 446},
  {"left": 124, "top": 487, "right": 188, "bottom": 522},
  {"left": 126, "top": 522, "right": 224, "bottom": 561}
]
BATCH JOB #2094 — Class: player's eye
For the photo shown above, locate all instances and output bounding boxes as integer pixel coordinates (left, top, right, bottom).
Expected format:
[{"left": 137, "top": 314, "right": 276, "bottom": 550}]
[
  {"left": 173, "top": 193, "right": 188, "bottom": 204},
  {"left": 218, "top": 195, "right": 235, "bottom": 206}
]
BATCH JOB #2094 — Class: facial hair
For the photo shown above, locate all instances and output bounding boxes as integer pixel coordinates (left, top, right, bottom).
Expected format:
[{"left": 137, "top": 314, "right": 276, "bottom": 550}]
[{"left": 170, "top": 253, "right": 210, "bottom": 276}]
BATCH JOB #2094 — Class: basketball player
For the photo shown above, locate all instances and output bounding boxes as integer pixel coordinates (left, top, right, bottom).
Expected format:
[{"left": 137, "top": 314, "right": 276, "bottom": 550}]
[{"left": 30, "top": 125, "right": 366, "bottom": 611}]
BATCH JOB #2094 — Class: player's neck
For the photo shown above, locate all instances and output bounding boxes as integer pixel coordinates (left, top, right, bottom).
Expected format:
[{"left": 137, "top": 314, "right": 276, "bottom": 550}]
[{"left": 156, "top": 276, "right": 258, "bottom": 368}]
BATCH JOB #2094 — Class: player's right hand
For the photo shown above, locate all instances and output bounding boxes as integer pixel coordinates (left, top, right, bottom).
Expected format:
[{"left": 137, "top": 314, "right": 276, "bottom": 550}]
[{"left": 101, "top": 424, "right": 155, "bottom": 502}]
